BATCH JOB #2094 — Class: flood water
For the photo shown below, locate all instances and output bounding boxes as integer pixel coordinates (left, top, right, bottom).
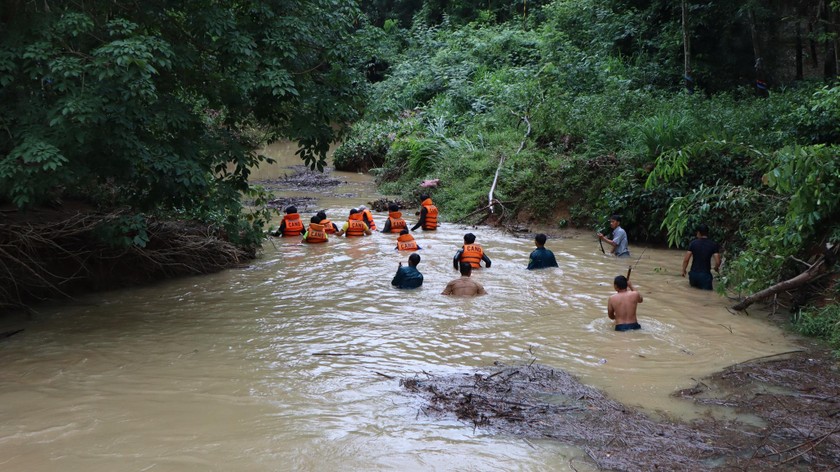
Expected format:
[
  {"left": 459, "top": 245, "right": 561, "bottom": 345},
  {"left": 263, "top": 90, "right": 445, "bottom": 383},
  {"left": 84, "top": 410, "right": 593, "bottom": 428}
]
[{"left": 0, "top": 143, "right": 800, "bottom": 471}]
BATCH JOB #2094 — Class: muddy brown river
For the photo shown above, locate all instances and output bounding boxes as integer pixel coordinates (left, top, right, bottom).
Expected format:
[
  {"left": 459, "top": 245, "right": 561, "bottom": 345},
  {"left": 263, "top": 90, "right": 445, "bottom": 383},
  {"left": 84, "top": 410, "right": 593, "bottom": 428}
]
[{"left": 0, "top": 143, "right": 800, "bottom": 471}]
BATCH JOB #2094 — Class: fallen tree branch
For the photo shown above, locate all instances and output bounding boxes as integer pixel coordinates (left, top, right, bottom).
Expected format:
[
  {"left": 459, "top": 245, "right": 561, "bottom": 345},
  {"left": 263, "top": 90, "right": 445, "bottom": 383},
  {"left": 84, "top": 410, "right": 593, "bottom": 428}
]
[{"left": 732, "top": 257, "right": 826, "bottom": 311}]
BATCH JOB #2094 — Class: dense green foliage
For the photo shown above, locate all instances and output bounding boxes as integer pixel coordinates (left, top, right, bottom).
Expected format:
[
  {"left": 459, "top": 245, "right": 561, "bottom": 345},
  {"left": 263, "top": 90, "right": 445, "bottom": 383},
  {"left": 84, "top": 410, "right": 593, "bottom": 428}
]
[
  {"left": 0, "top": 0, "right": 366, "bottom": 248},
  {"left": 794, "top": 298, "right": 840, "bottom": 355},
  {"left": 338, "top": 0, "right": 840, "bottom": 331}
]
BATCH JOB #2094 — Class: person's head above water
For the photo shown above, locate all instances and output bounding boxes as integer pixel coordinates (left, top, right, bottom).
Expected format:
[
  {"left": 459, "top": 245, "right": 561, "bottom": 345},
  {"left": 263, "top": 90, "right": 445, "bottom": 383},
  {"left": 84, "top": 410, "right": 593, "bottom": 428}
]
[
  {"left": 459, "top": 262, "right": 473, "bottom": 276},
  {"left": 535, "top": 233, "right": 547, "bottom": 246},
  {"left": 285, "top": 206, "right": 297, "bottom": 214},
  {"left": 464, "top": 233, "right": 477, "bottom": 244},
  {"left": 408, "top": 253, "right": 421, "bottom": 267},
  {"left": 614, "top": 275, "right": 628, "bottom": 290}
]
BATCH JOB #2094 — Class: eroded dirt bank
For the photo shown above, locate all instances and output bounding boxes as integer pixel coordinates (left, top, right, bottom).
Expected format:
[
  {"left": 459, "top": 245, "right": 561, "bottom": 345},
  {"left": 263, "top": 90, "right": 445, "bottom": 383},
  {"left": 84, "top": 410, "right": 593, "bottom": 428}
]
[{"left": 403, "top": 353, "right": 840, "bottom": 471}]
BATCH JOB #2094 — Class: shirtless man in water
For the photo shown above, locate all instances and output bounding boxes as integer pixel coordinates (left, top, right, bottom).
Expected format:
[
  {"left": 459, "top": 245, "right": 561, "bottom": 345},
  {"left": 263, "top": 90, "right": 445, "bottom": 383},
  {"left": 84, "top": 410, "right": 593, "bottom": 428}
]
[
  {"left": 442, "top": 263, "right": 487, "bottom": 296},
  {"left": 607, "top": 275, "right": 643, "bottom": 331}
]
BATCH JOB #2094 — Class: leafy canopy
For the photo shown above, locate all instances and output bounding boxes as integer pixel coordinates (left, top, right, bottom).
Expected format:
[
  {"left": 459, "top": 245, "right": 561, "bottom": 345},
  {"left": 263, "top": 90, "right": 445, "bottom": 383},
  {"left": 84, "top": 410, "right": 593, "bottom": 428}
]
[{"left": 0, "top": 0, "right": 365, "bottom": 247}]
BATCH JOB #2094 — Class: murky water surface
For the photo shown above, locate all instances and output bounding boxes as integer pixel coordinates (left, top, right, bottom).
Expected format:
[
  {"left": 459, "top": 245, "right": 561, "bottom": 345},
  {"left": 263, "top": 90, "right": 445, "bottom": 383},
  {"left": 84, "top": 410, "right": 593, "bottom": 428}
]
[{"left": 0, "top": 144, "right": 798, "bottom": 471}]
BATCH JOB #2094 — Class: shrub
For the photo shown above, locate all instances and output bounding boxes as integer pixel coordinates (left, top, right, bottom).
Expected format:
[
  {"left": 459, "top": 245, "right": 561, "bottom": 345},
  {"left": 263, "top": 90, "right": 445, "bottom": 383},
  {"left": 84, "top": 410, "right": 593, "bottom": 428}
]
[
  {"left": 793, "top": 302, "right": 840, "bottom": 354},
  {"left": 332, "top": 121, "right": 395, "bottom": 171}
]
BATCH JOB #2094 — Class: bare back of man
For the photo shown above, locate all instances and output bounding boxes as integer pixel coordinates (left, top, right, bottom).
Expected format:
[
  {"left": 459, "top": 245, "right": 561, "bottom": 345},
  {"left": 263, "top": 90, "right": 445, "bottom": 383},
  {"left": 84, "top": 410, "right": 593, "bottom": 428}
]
[
  {"left": 443, "top": 263, "right": 487, "bottom": 296},
  {"left": 607, "top": 276, "right": 642, "bottom": 330},
  {"left": 442, "top": 276, "right": 486, "bottom": 296}
]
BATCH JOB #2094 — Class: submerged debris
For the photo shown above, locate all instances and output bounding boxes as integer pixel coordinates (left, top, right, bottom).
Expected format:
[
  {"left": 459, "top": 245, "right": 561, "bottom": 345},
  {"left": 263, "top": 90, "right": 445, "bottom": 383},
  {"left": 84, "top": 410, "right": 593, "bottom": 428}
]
[
  {"left": 264, "top": 196, "right": 317, "bottom": 212},
  {"left": 403, "top": 358, "right": 840, "bottom": 471},
  {"left": 368, "top": 198, "right": 412, "bottom": 212}
]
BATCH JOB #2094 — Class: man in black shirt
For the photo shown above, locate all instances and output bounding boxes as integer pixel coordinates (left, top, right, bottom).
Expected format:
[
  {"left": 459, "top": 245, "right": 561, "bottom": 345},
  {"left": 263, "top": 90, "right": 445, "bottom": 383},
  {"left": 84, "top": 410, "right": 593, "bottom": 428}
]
[{"left": 681, "top": 223, "right": 721, "bottom": 290}]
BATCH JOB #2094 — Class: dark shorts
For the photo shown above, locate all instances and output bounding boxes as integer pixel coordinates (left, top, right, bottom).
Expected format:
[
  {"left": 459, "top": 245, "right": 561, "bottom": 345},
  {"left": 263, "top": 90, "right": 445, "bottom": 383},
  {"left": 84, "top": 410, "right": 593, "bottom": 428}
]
[
  {"left": 615, "top": 322, "right": 641, "bottom": 332},
  {"left": 688, "top": 271, "right": 714, "bottom": 290}
]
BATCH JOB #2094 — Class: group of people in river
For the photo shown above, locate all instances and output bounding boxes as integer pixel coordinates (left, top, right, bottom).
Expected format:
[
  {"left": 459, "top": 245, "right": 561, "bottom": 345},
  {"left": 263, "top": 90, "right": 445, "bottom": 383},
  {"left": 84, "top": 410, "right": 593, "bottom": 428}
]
[{"left": 272, "top": 197, "right": 722, "bottom": 333}]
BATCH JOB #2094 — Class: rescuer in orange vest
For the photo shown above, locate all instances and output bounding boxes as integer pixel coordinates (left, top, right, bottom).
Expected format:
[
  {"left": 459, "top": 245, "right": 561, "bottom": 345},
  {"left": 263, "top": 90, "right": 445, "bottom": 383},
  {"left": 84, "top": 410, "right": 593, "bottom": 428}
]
[
  {"left": 302, "top": 216, "right": 328, "bottom": 243},
  {"left": 381, "top": 204, "right": 408, "bottom": 233},
  {"left": 410, "top": 194, "right": 438, "bottom": 231},
  {"left": 316, "top": 210, "right": 343, "bottom": 236},
  {"left": 395, "top": 229, "right": 420, "bottom": 251},
  {"left": 358, "top": 205, "right": 377, "bottom": 231},
  {"left": 453, "top": 232, "right": 492, "bottom": 269},
  {"left": 341, "top": 208, "right": 372, "bottom": 237},
  {"left": 273, "top": 206, "right": 304, "bottom": 237}
]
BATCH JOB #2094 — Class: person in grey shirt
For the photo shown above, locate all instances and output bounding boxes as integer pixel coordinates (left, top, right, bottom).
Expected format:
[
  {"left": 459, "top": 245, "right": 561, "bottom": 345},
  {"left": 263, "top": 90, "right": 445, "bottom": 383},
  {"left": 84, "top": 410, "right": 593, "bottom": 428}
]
[{"left": 598, "top": 214, "right": 630, "bottom": 257}]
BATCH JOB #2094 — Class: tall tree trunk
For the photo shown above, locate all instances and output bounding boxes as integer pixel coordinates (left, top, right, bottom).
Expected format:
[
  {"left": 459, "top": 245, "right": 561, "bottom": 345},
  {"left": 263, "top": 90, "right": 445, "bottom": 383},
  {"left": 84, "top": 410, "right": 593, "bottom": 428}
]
[
  {"left": 824, "top": 2, "right": 839, "bottom": 78},
  {"left": 748, "top": 8, "right": 768, "bottom": 97},
  {"left": 682, "top": 0, "right": 693, "bottom": 92},
  {"left": 796, "top": 20, "right": 804, "bottom": 80}
]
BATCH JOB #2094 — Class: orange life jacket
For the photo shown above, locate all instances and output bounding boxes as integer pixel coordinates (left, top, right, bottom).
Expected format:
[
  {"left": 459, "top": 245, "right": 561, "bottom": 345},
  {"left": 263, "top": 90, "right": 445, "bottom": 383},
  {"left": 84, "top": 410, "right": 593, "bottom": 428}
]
[
  {"left": 345, "top": 213, "right": 368, "bottom": 237},
  {"left": 396, "top": 233, "right": 418, "bottom": 251},
  {"left": 388, "top": 211, "right": 407, "bottom": 233},
  {"left": 460, "top": 244, "right": 484, "bottom": 268},
  {"left": 303, "top": 223, "right": 327, "bottom": 243},
  {"left": 282, "top": 213, "right": 304, "bottom": 237},
  {"left": 361, "top": 209, "right": 377, "bottom": 231},
  {"left": 421, "top": 199, "right": 438, "bottom": 230},
  {"left": 320, "top": 218, "right": 336, "bottom": 234}
]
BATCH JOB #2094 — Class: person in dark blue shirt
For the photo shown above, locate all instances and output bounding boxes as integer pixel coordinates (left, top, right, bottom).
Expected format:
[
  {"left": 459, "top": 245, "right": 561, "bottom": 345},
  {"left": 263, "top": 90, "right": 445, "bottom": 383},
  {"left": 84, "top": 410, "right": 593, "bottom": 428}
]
[
  {"left": 391, "top": 253, "right": 424, "bottom": 289},
  {"left": 527, "top": 233, "right": 559, "bottom": 270}
]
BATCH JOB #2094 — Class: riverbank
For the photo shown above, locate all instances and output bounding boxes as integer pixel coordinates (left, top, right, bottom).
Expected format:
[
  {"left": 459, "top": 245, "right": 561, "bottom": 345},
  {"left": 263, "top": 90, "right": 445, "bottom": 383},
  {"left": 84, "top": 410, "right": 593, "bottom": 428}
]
[{"left": 0, "top": 204, "right": 251, "bottom": 314}]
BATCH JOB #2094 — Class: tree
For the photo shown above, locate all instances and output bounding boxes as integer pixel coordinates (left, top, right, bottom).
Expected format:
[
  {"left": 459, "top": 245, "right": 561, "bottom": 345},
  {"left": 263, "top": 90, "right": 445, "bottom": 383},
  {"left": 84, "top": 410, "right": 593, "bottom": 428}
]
[{"left": 0, "top": 0, "right": 365, "bottom": 247}]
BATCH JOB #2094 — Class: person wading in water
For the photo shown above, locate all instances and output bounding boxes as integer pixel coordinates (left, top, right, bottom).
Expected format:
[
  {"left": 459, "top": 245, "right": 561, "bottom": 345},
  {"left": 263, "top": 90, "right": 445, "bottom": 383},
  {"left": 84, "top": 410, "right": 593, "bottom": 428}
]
[
  {"left": 442, "top": 262, "right": 487, "bottom": 296},
  {"left": 597, "top": 214, "right": 630, "bottom": 257},
  {"left": 410, "top": 194, "right": 438, "bottom": 231},
  {"left": 607, "top": 275, "right": 643, "bottom": 331}
]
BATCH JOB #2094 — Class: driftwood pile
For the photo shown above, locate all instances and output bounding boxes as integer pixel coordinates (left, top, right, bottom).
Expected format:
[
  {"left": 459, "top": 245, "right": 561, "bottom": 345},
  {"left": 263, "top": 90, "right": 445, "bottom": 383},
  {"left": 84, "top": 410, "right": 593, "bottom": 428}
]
[
  {"left": 678, "top": 352, "right": 840, "bottom": 471},
  {"left": 403, "top": 363, "right": 722, "bottom": 470},
  {"left": 403, "top": 359, "right": 840, "bottom": 471}
]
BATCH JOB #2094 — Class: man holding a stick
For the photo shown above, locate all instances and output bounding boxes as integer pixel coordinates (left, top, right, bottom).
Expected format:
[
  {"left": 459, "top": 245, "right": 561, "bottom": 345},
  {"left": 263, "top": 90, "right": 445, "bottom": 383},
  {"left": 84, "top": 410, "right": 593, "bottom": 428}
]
[
  {"left": 597, "top": 214, "right": 630, "bottom": 257},
  {"left": 607, "top": 275, "right": 643, "bottom": 331}
]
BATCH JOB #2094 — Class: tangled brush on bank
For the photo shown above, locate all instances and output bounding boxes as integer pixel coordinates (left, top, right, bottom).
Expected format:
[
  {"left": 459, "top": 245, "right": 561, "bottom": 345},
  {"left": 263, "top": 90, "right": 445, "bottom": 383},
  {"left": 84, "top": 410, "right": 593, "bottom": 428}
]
[
  {"left": 403, "top": 361, "right": 840, "bottom": 471},
  {"left": 0, "top": 210, "right": 251, "bottom": 312},
  {"left": 403, "top": 363, "right": 723, "bottom": 470}
]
